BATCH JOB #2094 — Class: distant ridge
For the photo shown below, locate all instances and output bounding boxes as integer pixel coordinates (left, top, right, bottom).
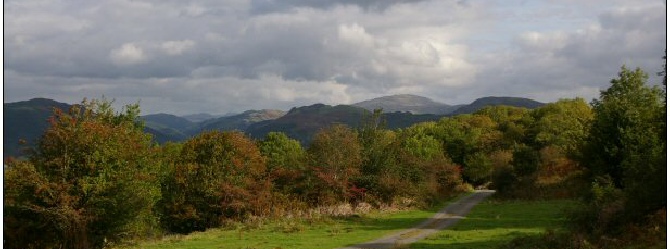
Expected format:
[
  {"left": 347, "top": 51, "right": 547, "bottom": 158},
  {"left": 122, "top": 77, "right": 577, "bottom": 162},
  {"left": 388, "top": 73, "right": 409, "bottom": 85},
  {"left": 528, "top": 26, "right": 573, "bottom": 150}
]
[
  {"left": 246, "top": 104, "right": 367, "bottom": 143},
  {"left": 197, "top": 109, "right": 287, "bottom": 133},
  {"left": 181, "top": 113, "right": 221, "bottom": 123},
  {"left": 4, "top": 95, "right": 547, "bottom": 158},
  {"left": 353, "top": 94, "right": 460, "bottom": 115},
  {"left": 4, "top": 98, "right": 73, "bottom": 157},
  {"left": 450, "top": 96, "right": 545, "bottom": 115}
]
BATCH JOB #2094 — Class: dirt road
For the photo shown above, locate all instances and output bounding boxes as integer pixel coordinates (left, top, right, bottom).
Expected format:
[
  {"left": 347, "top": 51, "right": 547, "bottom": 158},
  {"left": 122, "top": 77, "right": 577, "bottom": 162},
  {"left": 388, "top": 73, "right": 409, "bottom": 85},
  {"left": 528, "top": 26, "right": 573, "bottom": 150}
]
[{"left": 338, "top": 190, "right": 496, "bottom": 249}]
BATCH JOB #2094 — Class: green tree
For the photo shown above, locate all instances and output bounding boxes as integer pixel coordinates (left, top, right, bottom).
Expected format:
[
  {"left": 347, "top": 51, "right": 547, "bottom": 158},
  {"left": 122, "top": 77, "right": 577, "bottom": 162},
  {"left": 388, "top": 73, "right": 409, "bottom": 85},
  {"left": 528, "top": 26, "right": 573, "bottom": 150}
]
[
  {"left": 258, "top": 132, "right": 307, "bottom": 195},
  {"left": 4, "top": 99, "right": 160, "bottom": 249},
  {"left": 532, "top": 98, "right": 593, "bottom": 156},
  {"left": 582, "top": 66, "right": 666, "bottom": 219},
  {"left": 357, "top": 109, "right": 404, "bottom": 203},
  {"left": 463, "top": 152, "right": 493, "bottom": 185}
]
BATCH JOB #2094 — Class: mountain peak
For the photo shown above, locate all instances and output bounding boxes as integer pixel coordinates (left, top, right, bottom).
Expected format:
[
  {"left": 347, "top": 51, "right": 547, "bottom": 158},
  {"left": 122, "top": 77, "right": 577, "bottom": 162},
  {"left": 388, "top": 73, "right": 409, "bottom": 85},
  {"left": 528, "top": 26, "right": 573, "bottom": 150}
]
[{"left": 353, "top": 94, "right": 458, "bottom": 115}]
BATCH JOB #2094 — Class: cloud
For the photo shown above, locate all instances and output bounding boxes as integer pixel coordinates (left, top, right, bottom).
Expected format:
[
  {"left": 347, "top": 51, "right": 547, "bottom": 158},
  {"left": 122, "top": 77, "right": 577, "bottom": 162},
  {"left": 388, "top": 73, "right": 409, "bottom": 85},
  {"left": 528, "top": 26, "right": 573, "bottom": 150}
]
[
  {"left": 249, "top": 0, "right": 428, "bottom": 14},
  {"left": 3, "top": 0, "right": 666, "bottom": 114},
  {"left": 161, "top": 40, "right": 196, "bottom": 55},
  {"left": 110, "top": 43, "right": 147, "bottom": 65}
]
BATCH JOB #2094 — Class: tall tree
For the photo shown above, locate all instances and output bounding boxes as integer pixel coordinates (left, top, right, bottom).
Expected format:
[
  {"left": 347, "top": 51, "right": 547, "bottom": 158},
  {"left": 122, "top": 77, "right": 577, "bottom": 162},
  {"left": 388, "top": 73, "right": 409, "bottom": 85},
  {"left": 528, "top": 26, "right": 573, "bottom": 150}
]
[
  {"left": 582, "top": 66, "right": 666, "bottom": 218},
  {"left": 308, "top": 124, "right": 363, "bottom": 204}
]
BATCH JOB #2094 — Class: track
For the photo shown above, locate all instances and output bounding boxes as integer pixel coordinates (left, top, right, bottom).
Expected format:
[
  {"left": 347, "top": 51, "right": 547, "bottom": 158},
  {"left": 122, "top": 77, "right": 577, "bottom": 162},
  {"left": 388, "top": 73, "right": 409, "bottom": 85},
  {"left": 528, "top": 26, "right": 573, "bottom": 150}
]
[{"left": 338, "top": 190, "right": 496, "bottom": 249}]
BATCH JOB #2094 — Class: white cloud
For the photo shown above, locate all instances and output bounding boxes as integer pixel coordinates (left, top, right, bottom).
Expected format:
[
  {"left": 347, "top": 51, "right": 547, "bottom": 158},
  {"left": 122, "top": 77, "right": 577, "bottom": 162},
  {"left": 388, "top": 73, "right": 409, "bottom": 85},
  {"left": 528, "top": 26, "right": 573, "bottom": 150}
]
[
  {"left": 338, "top": 23, "right": 374, "bottom": 47},
  {"left": 110, "top": 43, "right": 147, "bottom": 65},
  {"left": 161, "top": 40, "right": 195, "bottom": 55},
  {"left": 4, "top": 0, "right": 666, "bottom": 114}
]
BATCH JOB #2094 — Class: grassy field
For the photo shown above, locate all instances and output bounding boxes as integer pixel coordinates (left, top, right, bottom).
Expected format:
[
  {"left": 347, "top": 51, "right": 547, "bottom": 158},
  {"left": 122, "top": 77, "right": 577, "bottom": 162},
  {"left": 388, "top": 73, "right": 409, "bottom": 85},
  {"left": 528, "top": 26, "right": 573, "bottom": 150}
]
[
  {"left": 410, "top": 199, "right": 576, "bottom": 249},
  {"left": 114, "top": 198, "right": 459, "bottom": 249},
  {"left": 115, "top": 197, "right": 575, "bottom": 249}
]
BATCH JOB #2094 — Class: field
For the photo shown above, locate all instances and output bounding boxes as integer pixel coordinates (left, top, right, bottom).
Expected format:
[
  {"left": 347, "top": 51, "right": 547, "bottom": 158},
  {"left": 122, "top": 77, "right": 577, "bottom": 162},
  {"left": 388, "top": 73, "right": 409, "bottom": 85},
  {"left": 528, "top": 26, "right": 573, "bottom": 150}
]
[
  {"left": 115, "top": 197, "right": 575, "bottom": 249},
  {"left": 114, "top": 199, "right": 455, "bottom": 249},
  {"left": 410, "top": 200, "right": 576, "bottom": 249}
]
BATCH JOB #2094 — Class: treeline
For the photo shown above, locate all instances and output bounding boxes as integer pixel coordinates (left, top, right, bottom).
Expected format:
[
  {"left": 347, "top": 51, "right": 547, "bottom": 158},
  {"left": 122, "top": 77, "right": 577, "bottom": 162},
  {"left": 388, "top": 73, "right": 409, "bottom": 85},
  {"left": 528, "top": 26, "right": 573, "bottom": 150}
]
[{"left": 4, "top": 67, "right": 665, "bottom": 248}]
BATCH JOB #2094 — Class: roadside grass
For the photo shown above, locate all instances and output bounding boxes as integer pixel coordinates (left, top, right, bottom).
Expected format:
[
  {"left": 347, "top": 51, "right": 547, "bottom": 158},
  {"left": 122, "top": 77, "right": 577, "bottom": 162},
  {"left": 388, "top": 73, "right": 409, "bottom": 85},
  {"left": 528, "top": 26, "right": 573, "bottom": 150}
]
[
  {"left": 410, "top": 199, "right": 576, "bottom": 249},
  {"left": 113, "top": 195, "right": 465, "bottom": 249}
]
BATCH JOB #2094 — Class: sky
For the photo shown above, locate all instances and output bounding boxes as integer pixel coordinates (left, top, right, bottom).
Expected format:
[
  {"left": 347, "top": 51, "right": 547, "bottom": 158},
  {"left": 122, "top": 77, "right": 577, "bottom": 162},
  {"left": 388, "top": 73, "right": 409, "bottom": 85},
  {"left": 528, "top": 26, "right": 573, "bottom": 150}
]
[{"left": 4, "top": 0, "right": 667, "bottom": 115}]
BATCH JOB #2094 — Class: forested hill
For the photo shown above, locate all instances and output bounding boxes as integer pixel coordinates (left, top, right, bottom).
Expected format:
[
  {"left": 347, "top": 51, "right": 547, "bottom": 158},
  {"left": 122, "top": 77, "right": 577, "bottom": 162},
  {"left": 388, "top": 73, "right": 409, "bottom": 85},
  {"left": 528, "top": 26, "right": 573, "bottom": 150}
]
[{"left": 450, "top": 96, "right": 545, "bottom": 115}]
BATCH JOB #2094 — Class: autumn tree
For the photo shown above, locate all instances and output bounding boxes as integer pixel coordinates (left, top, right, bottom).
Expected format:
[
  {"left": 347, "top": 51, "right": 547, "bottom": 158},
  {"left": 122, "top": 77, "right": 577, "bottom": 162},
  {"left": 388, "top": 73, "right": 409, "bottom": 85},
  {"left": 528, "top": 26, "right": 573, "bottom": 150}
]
[
  {"left": 307, "top": 124, "right": 363, "bottom": 205},
  {"left": 157, "top": 131, "right": 269, "bottom": 233},
  {"left": 4, "top": 99, "right": 160, "bottom": 249}
]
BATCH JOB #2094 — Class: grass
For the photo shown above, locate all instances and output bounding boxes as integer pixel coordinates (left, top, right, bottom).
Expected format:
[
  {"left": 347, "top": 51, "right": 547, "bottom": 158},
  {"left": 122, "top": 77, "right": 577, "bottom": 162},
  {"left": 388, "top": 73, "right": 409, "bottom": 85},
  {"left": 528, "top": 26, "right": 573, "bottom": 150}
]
[
  {"left": 113, "top": 195, "right": 464, "bottom": 249},
  {"left": 410, "top": 199, "right": 577, "bottom": 249}
]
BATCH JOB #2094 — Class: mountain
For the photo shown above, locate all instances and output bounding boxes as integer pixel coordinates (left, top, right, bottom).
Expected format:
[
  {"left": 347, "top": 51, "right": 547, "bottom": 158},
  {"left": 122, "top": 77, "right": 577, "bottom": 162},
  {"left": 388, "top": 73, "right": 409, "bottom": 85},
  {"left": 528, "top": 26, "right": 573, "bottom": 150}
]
[
  {"left": 450, "top": 96, "right": 545, "bottom": 115},
  {"left": 4, "top": 95, "right": 547, "bottom": 157},
  {"left": 197, "top": 109, "right": 287, "bottom": 133},
  {"left": 140, "top": 114, "right": 196, "bottom": 143},
  {"left": 181, "top": 113, "right": 220, "bottom": 123},
  {"left": 4, "top": 98, "right": 72, "bottom": 158},
  {"left": 245, "top": 104, "right": 444, "bottom": 145},
  {"left": 142, "top": 114, "right": 195, "bottom": 131},
  {"left": 353, "top": 94, "right": 461, "bottom": 115},
  {"left": 246, "top": 104, "right": 370, "bottom": 144}
]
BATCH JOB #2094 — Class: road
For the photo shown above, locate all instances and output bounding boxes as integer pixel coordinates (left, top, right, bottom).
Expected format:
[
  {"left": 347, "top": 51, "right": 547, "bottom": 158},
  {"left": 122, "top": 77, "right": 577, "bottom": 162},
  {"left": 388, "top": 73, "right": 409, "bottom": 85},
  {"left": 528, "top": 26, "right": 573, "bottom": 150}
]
[{"left": 338, "top": 190, "right": 496, "bottom": 249}]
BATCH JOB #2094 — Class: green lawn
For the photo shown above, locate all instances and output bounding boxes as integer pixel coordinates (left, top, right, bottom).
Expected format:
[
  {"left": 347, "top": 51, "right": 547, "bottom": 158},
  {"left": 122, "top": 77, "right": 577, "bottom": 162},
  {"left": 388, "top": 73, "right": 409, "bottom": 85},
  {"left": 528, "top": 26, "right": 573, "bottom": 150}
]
[
  {"left": 114, "top": 197, "right": 459, "bottom": 249},
  {"left": 410, "top": 199, "right": 576, "bottom": 249}
]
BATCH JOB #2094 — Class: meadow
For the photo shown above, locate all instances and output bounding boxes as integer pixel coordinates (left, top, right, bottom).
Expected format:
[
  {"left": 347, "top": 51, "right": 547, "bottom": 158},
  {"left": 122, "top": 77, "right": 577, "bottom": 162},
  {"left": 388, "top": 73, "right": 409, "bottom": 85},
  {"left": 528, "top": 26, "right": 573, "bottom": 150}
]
[{"left": 114, "top": 198, "right": 576, "bottom": 249}]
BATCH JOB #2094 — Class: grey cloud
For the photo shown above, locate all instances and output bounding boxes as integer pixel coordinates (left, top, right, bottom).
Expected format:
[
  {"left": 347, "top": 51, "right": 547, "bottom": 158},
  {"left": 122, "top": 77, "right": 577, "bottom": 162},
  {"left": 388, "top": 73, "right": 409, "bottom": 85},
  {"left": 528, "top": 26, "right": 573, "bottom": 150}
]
[
  {"left": 4, "top": 0, "right": 666, "bottom": 115},
  {"left": 249, "top": 0, "right": 428, "bottom": 14}
]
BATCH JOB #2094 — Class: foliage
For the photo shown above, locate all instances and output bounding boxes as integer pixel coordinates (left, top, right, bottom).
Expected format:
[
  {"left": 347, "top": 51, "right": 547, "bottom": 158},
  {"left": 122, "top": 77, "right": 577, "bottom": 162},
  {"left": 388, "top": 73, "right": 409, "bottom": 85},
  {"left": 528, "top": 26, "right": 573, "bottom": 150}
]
[
  {"left": 463, "top": 152, "right": 493, "bottom": 185},
  {"left": 157, "top": 131, "right": 270, "bottom": 234},
  {"left": 531, "top": 98, "right": 593, "bottom": 156},
  {"left": 581, "top": 66, "right": 666, "bottom": 220},
  {"left": 258, "top": 132, "right": 307, "bottom": 196},
  {"left": 307, "top": 124, "right": 363, "bottom": 205},
  {"left": 4, "top": 99, "right": 160, "bottom": 249}
]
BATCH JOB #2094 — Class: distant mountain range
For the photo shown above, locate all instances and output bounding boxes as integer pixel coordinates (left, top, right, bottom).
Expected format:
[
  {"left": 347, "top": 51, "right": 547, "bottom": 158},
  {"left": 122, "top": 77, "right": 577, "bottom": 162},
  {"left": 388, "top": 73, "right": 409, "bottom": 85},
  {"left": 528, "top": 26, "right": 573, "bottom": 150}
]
[{"left": 3, "top": 95, "right": 545, "bottom": 158}]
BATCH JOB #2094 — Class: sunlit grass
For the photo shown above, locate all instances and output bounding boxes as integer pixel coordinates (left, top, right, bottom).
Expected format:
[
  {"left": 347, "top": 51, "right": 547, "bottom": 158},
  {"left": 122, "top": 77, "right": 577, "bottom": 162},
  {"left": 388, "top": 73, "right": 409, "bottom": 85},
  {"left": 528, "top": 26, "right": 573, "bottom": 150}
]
[
  {"left": 410, "top": 199, "right": 576, "bottom": 249},
  {"left": 113, "top": 196, "right": 463, "bottom": 249}
]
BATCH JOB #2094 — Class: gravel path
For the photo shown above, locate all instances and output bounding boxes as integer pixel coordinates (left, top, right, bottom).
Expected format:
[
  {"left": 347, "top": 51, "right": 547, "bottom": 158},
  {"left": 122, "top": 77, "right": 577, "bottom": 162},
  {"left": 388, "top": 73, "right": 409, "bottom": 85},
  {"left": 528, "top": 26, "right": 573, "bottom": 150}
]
[{"left": 338, "top": 190, "right": 496, "bottom": 249}]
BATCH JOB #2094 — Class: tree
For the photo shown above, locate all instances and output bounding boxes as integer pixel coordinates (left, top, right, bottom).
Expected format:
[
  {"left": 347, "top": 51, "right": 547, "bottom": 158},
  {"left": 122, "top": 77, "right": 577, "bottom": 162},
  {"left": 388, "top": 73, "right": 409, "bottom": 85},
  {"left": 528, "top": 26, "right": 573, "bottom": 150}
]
[
  {"left": 532, "top": 98, "right": 593, "bottom": 156},
  {"left": 4, "top": 99, "right": 160, "bottom": 249},
  {"left": 258, "top": 132, "right": 307, "bottom": 195},
  {"left": 582, "top": 66, "right": 666, "bottom": 222},
  {"left": 463, "top": 152, "right": 493, "bottom": 185},
  {"left": 157, "top": 131, "right": 269, "bottom": 233},
  {"left": 307, "top": 124, "right": 363, "bottom": 205}
]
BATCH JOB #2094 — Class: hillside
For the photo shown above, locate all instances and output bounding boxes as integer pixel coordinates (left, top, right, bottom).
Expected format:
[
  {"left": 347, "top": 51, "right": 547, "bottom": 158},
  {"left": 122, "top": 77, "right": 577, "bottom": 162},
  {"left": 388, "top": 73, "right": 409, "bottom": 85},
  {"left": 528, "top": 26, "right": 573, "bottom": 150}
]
[
  {"left": 4, "top": 98, "right": 72, "bottom": 157},
  {"left": 140, "top": 114, "right": 195, "bottom": 143},
  {"left": 450, "top": 96, "right": 545, "bottom": 115},
  {"left": 246, "top": 104, "right": 368, "bottom": 143},
  {"left": 181, "top": 113, "right": 221, "bottom": 123},
  {"left": 197, "top": 109, "right": 287, "bottom": 133},
  {"left": 353, "top": 94, "right": 461, "bottom": 115}
]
